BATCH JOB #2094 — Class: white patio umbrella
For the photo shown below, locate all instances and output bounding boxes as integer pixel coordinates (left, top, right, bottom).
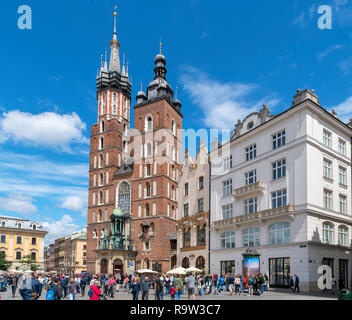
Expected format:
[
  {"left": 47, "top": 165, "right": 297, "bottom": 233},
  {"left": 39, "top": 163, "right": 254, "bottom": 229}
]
[
  {"left": 167, "top": 267, "right": 186, "bottom": 275},
  {"left": 136, "top": 269, "right": 157, "bottom": 274},
  {"left": 185, "top": 267, "right": 203, "bottom": 274}
]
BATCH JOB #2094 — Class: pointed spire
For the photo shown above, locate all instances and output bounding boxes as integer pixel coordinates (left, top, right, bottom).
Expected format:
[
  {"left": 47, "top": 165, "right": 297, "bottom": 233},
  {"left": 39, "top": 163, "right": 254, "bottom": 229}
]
[
  {"left": 113, "top": 6, "right": 118, "bottom": 42},
  {"left": 109, "top": 5, "right": 121, "bottom": 73},
  {"left": 126, "top": 61, "right": 129, "bottom": 78},
  {"left": 160, "top": 37, "right": 162, "bottom": 54}
]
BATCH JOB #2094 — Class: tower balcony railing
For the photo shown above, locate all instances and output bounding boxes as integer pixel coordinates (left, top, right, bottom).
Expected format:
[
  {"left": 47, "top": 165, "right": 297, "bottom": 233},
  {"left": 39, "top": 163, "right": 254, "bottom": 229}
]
[
  {"left": 213, "top": 204, "right": 295, "bottom": 229},
  {"left": 233, "top": 181, "right": 265, "bottom": 199}
]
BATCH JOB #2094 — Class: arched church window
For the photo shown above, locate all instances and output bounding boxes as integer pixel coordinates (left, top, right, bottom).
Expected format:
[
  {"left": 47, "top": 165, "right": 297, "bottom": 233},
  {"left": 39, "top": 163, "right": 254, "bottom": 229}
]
[
  {"left": 100, "top": 120, "right": 105, "bottom": 133},
  {"left": 172, "top": 119, "right": 176, "bottom": 135},
  {"left": 118, "top": 182, "right": 131, "bottom": 214},
  {"left": 146, "top": 183, "right": 151, "bottom": 198},
  {"left": 99, "top": 137, "right": 104, "bottom": 150},
  {"left": 146, "top": 116, "right": 153, "bottom": 131}
]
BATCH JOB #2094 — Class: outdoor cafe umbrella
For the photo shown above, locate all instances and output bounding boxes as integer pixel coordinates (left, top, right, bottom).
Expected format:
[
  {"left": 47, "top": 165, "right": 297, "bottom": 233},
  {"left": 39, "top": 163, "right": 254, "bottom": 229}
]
[
  {"left": 166, "top": 267, "right": 186, "bottom": 275},
  {"left": 136, "top": 269, "right": 157, "bottom": 274},
  {"left": 185, "top": 266, "right": 203, "bottom": 274}
]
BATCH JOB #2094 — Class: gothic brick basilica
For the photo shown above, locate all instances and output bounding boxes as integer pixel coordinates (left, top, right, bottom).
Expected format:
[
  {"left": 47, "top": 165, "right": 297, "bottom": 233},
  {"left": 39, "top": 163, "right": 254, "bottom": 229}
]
[{"left": 86, "top": 10, "right": 182, "bottom": 274}]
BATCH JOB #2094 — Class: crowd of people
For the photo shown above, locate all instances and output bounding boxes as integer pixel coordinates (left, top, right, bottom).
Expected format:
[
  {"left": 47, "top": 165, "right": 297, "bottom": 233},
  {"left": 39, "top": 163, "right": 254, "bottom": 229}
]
[{"left": 0, "top": 271, "right": 301, "bottom": 301}]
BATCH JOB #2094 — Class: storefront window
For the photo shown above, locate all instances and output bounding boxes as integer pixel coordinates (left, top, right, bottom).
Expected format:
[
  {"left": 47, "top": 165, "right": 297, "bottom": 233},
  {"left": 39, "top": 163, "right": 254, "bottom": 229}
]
[
  {"left": 269, "top": 258, "right": 290, "bottom": 288},
  {"left": 221, "top": 260, "right": 235, "bottom": 275}
]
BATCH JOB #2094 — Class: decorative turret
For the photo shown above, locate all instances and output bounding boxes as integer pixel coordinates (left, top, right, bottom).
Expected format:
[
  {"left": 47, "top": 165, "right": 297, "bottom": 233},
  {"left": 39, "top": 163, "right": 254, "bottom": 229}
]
[
  {"left": 136, "top": 81, "right": 147, "bottom": 104},
  {"left": 146, "top": 40, "right": 174, "bottom": 102}
]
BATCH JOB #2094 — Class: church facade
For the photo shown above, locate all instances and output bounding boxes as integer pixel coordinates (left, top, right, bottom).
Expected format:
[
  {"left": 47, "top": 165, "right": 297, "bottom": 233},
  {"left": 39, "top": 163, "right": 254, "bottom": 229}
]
[{"left": 86, "top": 10, "right": 182, "bottom": 274}]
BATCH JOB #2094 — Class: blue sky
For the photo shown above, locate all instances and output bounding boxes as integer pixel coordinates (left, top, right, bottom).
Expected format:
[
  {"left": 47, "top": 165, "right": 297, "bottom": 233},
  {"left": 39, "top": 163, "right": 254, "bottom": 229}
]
[{"left": 1, "top": 0, "right": 352, "bottom": 243}]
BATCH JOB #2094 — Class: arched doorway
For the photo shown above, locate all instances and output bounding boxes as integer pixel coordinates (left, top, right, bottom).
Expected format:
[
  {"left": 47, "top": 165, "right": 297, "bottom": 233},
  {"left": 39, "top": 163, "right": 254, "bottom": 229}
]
[
  {"left": 171, "top": 255, "right": 177, "bottom": 269},
  {"left": 100, "top": 259, "right": 108, "bottom": 274},
  {"left": 182, "top": 257, "right": 190, "bottom": 269},
  {"left": 113, "top": 259, "right": 123, "bottom": 274},
  {"left": 196, "top": 256, "right": 205, "bottom": 270}
]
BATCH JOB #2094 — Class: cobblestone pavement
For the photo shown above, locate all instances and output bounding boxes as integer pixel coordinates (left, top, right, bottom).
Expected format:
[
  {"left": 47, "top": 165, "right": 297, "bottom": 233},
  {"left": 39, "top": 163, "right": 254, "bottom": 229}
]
[{"left": 0, "top": 288, "right": 338, "bottom": 301}]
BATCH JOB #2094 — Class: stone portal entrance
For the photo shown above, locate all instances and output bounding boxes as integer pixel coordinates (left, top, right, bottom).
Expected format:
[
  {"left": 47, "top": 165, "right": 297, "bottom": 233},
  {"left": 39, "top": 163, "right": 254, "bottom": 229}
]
[
  {"left": 101, "top": 259, "right": 108, "bottom": 274},
  {"left": 114, "top": 259, "right": 124, "bottom": 274}
]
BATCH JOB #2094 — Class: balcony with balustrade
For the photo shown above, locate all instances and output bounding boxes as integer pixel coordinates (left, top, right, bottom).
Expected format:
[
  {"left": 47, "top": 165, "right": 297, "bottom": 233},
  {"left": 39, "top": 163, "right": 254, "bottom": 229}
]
[
  {"left": 213, "top": 204, "right": 295, "bottom": 229},
  {"left": 233, "top": 181, "right": 266, "bottom": 199}
]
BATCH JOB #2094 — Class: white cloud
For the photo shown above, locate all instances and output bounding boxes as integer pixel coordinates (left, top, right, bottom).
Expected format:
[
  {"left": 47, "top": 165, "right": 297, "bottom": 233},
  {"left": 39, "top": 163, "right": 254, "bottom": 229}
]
[
  {"left": 333, "top": 96, "right": 352, "bottom": 122},
  {"left": 293, "top": 12, "right": 306, "bottom": 27},
  {"left": 0, "top": 194, "right": 37, "bottom": 214},
  {"left": 338, "top": 57, "right": 352, "bottom": 74},
  {"left": 0, "top": 110, "right": 89, "bottom": 151},
  {"left": 180, "top": 66, "right": 281, "bottom": 129},
  {"left": 317, "top": 44, "right": 343, "bottom": 61},
  {"left": 61, "top": 196, "right": 85, "bottom": 212},
  {"left": 41, "top": 215, "right": 80, "bottom": 245}
]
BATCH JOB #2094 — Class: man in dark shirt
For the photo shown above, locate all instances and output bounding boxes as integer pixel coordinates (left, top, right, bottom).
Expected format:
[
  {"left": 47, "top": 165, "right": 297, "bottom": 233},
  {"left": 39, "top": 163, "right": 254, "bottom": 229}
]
[{"left": 141, "top": 276, "right": 150, "bottom": 300}]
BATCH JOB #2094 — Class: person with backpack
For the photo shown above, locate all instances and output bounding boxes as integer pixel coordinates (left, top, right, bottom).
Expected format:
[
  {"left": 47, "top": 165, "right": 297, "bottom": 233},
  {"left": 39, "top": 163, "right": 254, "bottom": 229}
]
[
  {"left": 131, "top": 277, "right": 141, "bottom": 300},
  {"left": 155, "top": 275, "right": 164, "bottom": 300},
  {"left": 46, "top": 277, "right": 63, "bottom": 300},
  {"left": 10, "top": 275, "right": 18, "bottom": 299},
  {"left": 80, "top": 275, "right": 87, "bottom": 297},
  {"left": 88, "top": 280, "right": 102, "bottom": 300},
  {"left": 248, "top": 276, "right": 254, "bottom": 296},
  {"left": 68, "top": 277, "right": 78, "bottom": 300},
  {"left": 60, "top": 275, "right": 68, "bottom": 299},
  {"left": 18, "top": 273, "right": 35, "bottom": 300}
]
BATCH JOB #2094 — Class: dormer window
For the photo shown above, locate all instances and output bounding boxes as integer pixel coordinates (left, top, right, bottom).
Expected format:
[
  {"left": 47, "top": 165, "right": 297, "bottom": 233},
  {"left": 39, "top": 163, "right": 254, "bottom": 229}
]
[
  {"left": 32, "top": 224, "right": 37, "bottom": 230},
  {"left": 17, "top": 223, "right": 22, "bottom": 229},
  {"left": 1, "top": 221, "right": 5, "bottom": 228},
  {"left": 247, "top": 121, "right": 254, "bottom": 130}
]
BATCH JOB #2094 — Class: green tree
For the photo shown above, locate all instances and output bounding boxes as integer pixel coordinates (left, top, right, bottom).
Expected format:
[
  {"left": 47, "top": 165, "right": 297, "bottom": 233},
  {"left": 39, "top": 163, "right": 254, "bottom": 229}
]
[
  {"left": 0, "top": 252, "right": 11, "bottom": 271},
  {"left": 19, "top": 255, "right": 40, "bottom": 272}
]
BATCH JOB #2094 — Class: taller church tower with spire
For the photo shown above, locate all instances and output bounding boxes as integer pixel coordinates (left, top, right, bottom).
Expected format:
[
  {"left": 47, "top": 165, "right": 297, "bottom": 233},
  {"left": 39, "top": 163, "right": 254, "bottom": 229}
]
[
  {"left": 87, "top": 10, "right": 183, "bottom": 274},
  {"left": 86, "top": 9, "right": 134, "bottom": 274}
]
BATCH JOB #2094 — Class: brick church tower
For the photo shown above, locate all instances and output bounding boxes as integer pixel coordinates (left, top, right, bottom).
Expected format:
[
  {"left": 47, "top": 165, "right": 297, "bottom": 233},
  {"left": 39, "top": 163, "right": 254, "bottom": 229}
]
[
  {"left": 130, "top": 44, "right": 183, "bottom": 273},
  {"left": 87, "top": 10, "right": 182, "bottom": 274},
  {"left": 86, "top": 10, "right": 133, "bottom": 274}
]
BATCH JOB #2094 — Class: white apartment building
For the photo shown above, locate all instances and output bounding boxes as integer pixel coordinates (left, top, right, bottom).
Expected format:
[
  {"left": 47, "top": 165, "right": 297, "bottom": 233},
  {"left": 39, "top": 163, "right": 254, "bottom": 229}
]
[
  {"left": 176, "top": 141, "right": 210, "bottom": 272},
  {"left": 209, "top": 89, "right": 352, "bottom": 292}
]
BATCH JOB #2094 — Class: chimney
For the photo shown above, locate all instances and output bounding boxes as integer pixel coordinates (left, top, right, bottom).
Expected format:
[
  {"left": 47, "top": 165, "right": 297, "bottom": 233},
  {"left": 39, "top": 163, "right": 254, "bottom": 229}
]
[{"left": 292, "top": 89, "right": 320, "bottom": 106}]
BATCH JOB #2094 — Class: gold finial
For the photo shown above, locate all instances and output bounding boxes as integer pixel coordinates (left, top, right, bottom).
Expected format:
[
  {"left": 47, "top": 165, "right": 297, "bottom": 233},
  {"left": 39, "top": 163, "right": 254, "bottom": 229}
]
[
  {"left": 175, "top": 86, "right": 178, "bottom": 99},
  {"left": 114, "top": 4, "right": 118, "bottom": 16},
  {"left": 141, "top": 81, "right": 143, "bottom": 91},
  {"left": 160, "top": 37, "right": 162, "bottom": 54}
]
